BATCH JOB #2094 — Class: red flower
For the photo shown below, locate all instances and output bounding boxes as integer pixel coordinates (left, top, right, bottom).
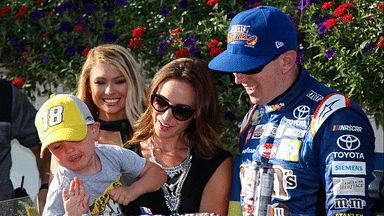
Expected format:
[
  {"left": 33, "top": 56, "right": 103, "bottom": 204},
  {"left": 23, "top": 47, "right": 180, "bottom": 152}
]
[
  {"left": 82, "top": 46, "right": 91, "bottom": 57},
  {"left": 18, "top": 5, "right": 28, "bottom": 16},
  {"left": 0, "top": 6, "right": 12, "bottom": 19},
  {"left": 342, "top": 14, "right": 353, "bottom": 24},
  {"left": 129, "top": 38, "right": 142, "bottom": 50},
  {"left": 35, "top": 0, "right": 44, "bottom": 4},
  {"left": 12, "top": 14, "right": 20, "bottom": 20},
  {"left": 251, "top": 2, "right": 262, "bottom": 8},
  {"left": 44, "top": 12, "right": 52, "bottom": 19},
  {"left": 21, "top": 51, "right": 29, "bottom": 60},
  {"left": 42, "top": 31, "right": 49, "bottom": 37},
  {"left": 325, "top": 18, "right": 338, "bottom": 29},
  {"left": 132, "top": 26, "right": 146, "bottom": 38},
  {"left": 206, "top": 0, "right": 219, "bottom": 6},
  {"left": 76, "top": 23, "right": 85, "bottom": 33},
  {"left": 322, "top": 2, "right": 335, "bottom": 10},
  {"left": 12, "top": 78, "right": 24, "bottom": 89},
  {"left": 207, "top": 39, "right": 219, "bottom": 50},
  {"left": 210, "top": 46, "right": 224, "bottom": 57},
  {"left": 172, "top": 28, "right": 182, "bottom": 35},
  {"left": 334, "top": 3, "right": 354, "bottom": 17},
  {"left": 379, "top": 3, "right": 384, "bottom": 9},
  {"left": 378, "top": 36, "right": 384, "bottom": 47},
  {"left": 173, "top": 37, "right": 183, "bottom": 44},
  {"left": 175, "top": 49, "right": 188, "bottom": 59}
]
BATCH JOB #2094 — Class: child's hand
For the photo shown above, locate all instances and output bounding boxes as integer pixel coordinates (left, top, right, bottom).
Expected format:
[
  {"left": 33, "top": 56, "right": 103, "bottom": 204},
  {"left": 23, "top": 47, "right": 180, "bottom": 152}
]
[
  {"left": 63, "top": 177, "right": 90, "bottom": 216},
  {"left": 107, "top": 186, "right": 138, "bottom": 206}
]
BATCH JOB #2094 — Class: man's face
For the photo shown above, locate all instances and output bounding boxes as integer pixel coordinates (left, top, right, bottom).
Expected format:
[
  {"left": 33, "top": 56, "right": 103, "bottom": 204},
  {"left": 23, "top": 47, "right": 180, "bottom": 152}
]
[{"left": 233, "top": 56, "right": 284, "bottom": 105}]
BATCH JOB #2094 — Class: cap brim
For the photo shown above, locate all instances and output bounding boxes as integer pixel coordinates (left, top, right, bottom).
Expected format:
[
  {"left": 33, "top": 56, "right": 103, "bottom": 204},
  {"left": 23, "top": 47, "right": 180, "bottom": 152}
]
[
  {"left": 40, "top": 125, "right": 88, "bottom": 158},
  {"left": 208, "top": 50, "right": 275, "bottom": 73}
]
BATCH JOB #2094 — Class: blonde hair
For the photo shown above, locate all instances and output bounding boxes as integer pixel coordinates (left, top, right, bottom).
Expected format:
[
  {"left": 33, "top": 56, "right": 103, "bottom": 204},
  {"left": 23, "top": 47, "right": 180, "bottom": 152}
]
[
  {"left": 77, "top": 44, "right": 146, "bottom": 126},
  {"left": 128, "top": 58, "right": 223, "bottom": 160}
]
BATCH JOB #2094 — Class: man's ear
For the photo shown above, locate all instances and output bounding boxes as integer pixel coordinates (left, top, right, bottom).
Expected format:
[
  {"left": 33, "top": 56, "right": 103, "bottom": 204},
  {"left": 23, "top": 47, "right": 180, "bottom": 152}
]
[{"left": 281, "top": 50, "right": 297, "bottom": 74}]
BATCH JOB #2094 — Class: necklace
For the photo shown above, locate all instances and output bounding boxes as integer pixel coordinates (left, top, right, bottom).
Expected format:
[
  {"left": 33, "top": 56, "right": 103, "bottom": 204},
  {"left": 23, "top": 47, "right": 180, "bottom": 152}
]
[
  {"left": 148, "top": 138, "right": 192, "bottom": 178},
  {"left": 148, "top": 138, "right": 192, "bottom": 215}
]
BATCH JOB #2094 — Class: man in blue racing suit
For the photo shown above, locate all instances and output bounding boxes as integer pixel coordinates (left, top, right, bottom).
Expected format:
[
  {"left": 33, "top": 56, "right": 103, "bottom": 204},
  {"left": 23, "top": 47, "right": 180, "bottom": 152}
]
[{"left": 208, "top": 6, "right": 376, "bottom": 216}]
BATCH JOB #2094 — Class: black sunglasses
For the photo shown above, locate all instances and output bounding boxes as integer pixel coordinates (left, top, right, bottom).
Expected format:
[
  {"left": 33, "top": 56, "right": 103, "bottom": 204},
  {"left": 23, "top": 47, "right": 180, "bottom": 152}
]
[
  {"left": 151, "top": 93, "right": 195, "bottom": 121},
  {"left": 241, "top": 53, "right": 283, "bottom": 75}
]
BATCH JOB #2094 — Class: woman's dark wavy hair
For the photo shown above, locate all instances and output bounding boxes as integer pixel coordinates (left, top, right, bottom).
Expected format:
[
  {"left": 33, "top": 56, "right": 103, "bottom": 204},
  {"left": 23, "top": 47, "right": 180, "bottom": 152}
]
[{"left": 127, "top": 58, "right": 223, "bottom": 160}]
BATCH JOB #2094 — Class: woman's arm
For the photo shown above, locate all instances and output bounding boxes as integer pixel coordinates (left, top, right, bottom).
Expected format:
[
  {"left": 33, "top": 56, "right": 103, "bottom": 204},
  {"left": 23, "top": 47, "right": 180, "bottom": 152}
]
[{"left": 199, "top": 157, "right": 233, "bottom": 216}]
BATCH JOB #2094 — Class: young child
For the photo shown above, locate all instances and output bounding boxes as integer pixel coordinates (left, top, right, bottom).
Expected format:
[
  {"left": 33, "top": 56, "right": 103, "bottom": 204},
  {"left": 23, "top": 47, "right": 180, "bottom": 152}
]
[{"left": 35, "top": 94, "right": 167, "bottom": 216}]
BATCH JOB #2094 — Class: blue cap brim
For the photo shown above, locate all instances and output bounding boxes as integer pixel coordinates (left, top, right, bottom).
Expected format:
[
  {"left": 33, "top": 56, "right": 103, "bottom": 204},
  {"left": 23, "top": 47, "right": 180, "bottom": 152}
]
[{"left": 208, "top": 49, "right": 275, "bottom": 73}]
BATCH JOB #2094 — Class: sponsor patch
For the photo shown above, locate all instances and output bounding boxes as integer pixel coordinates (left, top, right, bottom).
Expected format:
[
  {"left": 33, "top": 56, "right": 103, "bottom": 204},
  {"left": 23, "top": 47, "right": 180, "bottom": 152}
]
[
  {"left": 285, "top": 119, "right": 306, "bottom": 127},
  {"left": 337, "top": 134, "right": 361, "bottom": 151},
  {"left": 283, "top": 128, "right": 306, "bottom": 138},
  {"left": 333, "top": 177, "right": 365, "bottom": 196},
  {"left": 306, "top": 90, "right": 324, "bottom": 102},
  {"left": 264, "top": 102, "right": 285, "bottom": 112},
  {"left": 333, "top": 125, "right": 363, "bottom": 133},
  {"left": 259, "top": 144, "right": 277, "bottom": 159},
  {"left": 334, "top": 198, "right": 366, "bottom": 209},
  {"left": 228, "top": 25, "right": 258, "bottom": 46},
  {"left": 252, "top": 124, "right": 265, "bottom": 139},
  {"left": 263, "top": 123, "right": 284, "bottom": 139},
  {"left": 332, "top": 161, "right": 366, "bottom": 175},
  {"left": 276, "top": 139, "right": 301, "bottom": 162}
]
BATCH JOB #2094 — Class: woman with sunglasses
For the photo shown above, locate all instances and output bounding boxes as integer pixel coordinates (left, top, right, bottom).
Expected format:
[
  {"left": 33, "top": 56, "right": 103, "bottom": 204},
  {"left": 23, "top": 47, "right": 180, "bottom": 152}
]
[{"left": 121, "top": 58, "right": 233, "bottom": 216}]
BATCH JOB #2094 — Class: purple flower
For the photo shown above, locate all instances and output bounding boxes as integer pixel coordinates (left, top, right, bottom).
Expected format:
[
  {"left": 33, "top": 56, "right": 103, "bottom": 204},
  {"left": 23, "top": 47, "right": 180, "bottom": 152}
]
[
  {"left": 103, "top": 4, "right": 111, "bottom": 12},
  {"left": 16, "top": 43, "right": 25, "bottom": 53},
  {"left": 362, "top": 44, "right": 372, "bottom": 53},
  {"left": 84, "top": 3, "right": 96, "bottom": 14},
  {"left": 190, "top": 6, "right": 196, "bottom": 11},
  {"left": 315, "top": 14, "right": 331, "bottom": 26},
  {"left": 66, "top": 44, "right": 76, "bottom": 56},
  {"left": 115, "top": 0, "right": 127, "bottom": 6},
  {"left": 318, "top": 23, "right": 327, "bottom": 35},
  {"left": 54, "top": 5, "right": 65, "bottom": 14},
  {"left": 179, "top": 0, "right": 189, "bottom": 9},
  {"left": 187, "top": 44, "right": 198, "bottom": 55},
  {"left": 11, "top": 37, "right": 20, "bottom": 46},
  {"left": 326, "top": 49, "right": 335, "bottom": 58},
  {"left": 64, "top": 2, "right": 77, "bottom": 13},
  {"left": 31, "top": 9, "right": 43, "bottom": 20},
  {"left": 366, "top": 17, "right": 374, "bottom": 21},
  {"left": 296, "top": 47, "right": 305, "bottom": 64},
  {"left": 104, "top": 20, "right": 115, "bottom": 29},
  {"left": 43, "top": 55, "right": 49, "bottom": 62},
  {"left": 227, "top": 12, "right": 235, "bottom": 19},
  {"left": 297, "top": 32, "right": 304, "bottom": 44},
  {"left": 289, "top": 13, "right": 296, "bottom": 22},
  {"left": 297, "top": 0, "right": 310, "bottom": 10},
  {"left": 158, "top": 37, "right": 168, "bottom": 55},
  {"left": 77, "top": 46, "right": 85, "bottom": 55},
  {"left": 184, "top": 37, "right": 196, "bottom": 47},
  {"left": 60, "top": 22, "right": 72, "bottom": 32},
  {"left": 102, "top": 32, "right": 119, "bottom": 42},
  {"left": 160, "top": 7, "right": 169, "bottom": 17},
  {"left": 225, "top": 111, "right": 236, "bottom": 122},
  {"left": 74, "top": 15, "right": 83, "bottom": 24}
]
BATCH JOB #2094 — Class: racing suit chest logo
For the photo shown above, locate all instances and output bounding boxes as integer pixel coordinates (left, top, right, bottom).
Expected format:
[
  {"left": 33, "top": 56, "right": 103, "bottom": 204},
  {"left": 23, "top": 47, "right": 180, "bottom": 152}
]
[{"left": 293, "top": 105, "right": 310, "bottom": 120}]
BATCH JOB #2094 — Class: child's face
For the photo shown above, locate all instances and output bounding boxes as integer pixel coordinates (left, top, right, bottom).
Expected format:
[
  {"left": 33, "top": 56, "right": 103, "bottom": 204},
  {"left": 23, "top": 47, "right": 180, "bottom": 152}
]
[{"left": 48, "top": 123, "right": 100, "bottom": 175}]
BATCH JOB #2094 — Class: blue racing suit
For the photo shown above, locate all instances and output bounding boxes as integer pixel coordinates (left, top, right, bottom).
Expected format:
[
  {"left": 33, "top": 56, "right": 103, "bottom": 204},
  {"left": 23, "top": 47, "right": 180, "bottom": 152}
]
[{"left": 228, "top": 67, "right": 375, "bottom": 216}]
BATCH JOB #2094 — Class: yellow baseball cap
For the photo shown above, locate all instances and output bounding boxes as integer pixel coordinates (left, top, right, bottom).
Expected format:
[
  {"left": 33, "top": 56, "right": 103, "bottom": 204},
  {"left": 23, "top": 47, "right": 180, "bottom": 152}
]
[{"left": 35, "top": 94, "right": 95, "bottom": 158}]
